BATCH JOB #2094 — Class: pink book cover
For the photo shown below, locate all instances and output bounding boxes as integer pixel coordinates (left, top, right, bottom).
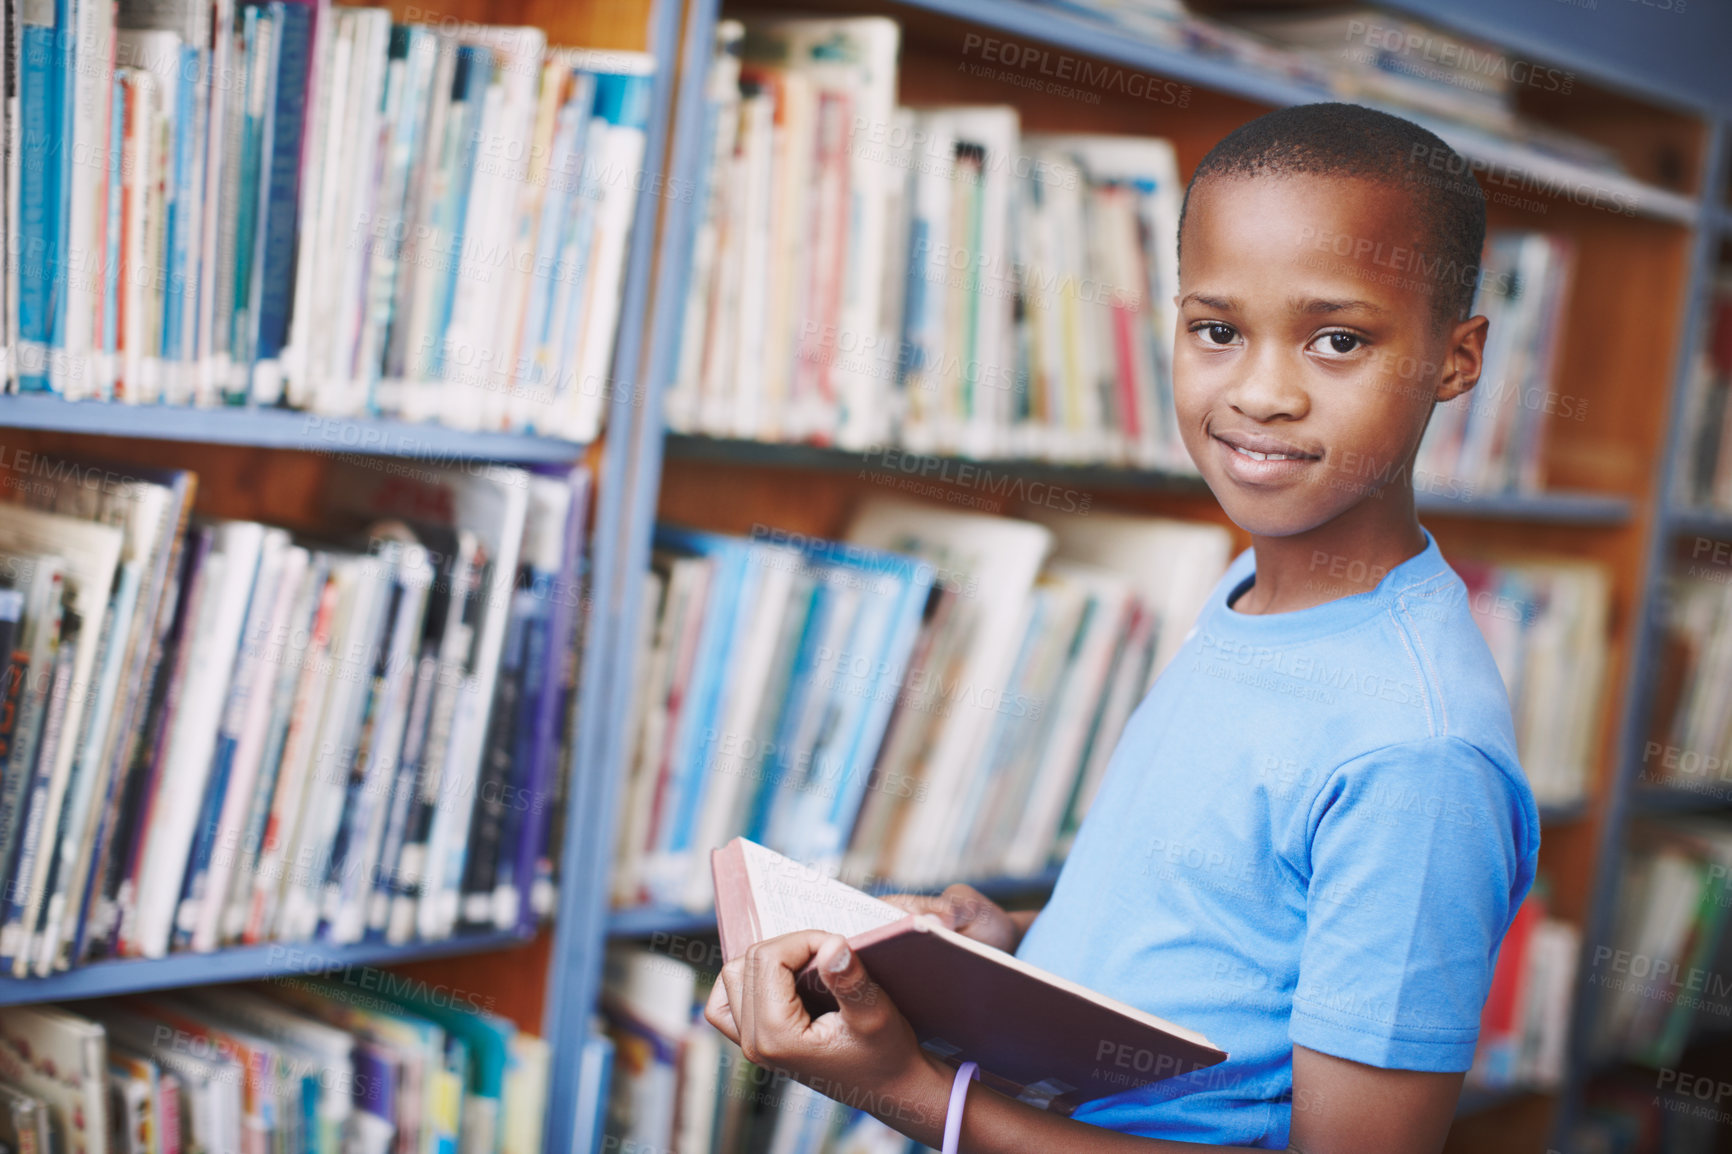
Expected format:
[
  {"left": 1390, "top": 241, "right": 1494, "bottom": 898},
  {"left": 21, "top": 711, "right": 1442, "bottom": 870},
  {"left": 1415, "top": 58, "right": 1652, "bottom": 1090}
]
[{"left": 711, "top": 839, "right": 1226, "bottom": 1112}]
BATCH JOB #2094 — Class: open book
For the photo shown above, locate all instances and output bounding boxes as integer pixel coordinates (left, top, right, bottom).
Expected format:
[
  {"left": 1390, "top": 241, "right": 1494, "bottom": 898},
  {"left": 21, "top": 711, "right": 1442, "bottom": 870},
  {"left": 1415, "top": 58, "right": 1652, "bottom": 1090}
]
[{"left": 711, "top": 838, "right": 1227, "bottom": 1111}]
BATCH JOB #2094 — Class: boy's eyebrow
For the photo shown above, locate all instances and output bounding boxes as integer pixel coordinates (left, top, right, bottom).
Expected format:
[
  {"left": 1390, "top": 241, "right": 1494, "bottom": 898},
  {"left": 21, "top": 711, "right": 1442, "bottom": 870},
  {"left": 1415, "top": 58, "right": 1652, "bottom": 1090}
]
[
  {"left": 1293, "top": 297, "right": 1389, "bottom": 316},
  {"left": 1179, "top": 293, "right": 1392, "bottom": 316},
  {"left": 1179, "top": 292, "right": 1241, "bottom": 311}
]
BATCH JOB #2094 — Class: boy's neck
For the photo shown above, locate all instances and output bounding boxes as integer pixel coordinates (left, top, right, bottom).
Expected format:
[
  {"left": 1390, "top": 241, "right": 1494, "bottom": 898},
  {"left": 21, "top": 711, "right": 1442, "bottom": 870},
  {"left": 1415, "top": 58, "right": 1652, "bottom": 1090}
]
[{"left": 1233, "top": 486, "right": 1429, "bottom": 616}]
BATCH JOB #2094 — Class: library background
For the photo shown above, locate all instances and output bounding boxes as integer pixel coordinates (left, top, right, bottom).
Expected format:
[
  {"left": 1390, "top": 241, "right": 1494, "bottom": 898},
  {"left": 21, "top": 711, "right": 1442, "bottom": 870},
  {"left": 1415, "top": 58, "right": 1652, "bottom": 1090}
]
[{"left": 0, "top": 0, "right": 1724, "bottom": 1149}]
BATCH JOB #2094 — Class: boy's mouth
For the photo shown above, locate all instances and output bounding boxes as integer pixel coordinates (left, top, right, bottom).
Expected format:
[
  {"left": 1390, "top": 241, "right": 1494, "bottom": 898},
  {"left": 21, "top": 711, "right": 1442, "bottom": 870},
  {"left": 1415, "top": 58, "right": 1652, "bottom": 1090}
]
[{"left": 1210, "top": 430, "right": 1322, "bottom": 484}]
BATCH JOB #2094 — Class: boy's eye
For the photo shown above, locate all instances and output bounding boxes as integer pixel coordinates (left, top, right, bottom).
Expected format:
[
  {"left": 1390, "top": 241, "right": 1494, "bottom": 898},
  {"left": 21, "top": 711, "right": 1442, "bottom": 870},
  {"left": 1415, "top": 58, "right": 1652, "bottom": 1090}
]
[
  {"left": 1311, "top": 331, "right": 1364, "bottom": 355},
  {"left": 1200, "top": 323, "right": 1237, "bottom": 345}
]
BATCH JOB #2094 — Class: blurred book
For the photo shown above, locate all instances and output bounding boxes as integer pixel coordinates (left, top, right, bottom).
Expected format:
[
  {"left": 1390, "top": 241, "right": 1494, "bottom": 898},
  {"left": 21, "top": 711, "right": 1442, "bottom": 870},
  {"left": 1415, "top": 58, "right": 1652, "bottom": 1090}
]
[
  {"left": 5, "top": 3, "right": 653, "bottom": 439},
  {"left": 0, "top": 452, "right": 589, "bottom": 971},
  {"left": 612, "top": 497, "right": 1231, "bottom": 908}
]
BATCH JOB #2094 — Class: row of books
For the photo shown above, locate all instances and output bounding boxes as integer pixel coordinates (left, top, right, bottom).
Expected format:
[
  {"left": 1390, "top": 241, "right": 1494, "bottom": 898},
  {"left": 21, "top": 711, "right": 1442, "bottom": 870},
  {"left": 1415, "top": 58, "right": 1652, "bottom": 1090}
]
[
  {"left": 0, "top": 453, "right": 588, "bottom": 974},
  {"left": 0, "top": 980, "right": 548, "bottom": 1154},
  {"left": 0, "top": 0, "right": 652, "bottom": 439},
  {"left": 610, "top": 496, "right": 1234, "bottom": 908},
  {"left": 1413, "top": 233, "right": 1575, "bottom": 496},
  {"left": 1466, "top": 884, "right": 1577, "bottom": 1093},
  {"left": 613, "top": 496, "right": 1612, "bottom": 915},
  {"left": 1454, "top": 557, "right": 1610, "bottom": 808},
  {"left": 1034, "top": 3, "right": 1633, "bottom": 177},
  {"left": 1593, "top": 820, "right": 1732, "bottom": 1068},
  {"left": 661, "top": 18, "right": 1579, "bottom": 495},
  {"left": 662, "top": 17, "right": 1191, "bottom": 470},
  {"left": 1680, "top": 277, "right": 1732, "bottom": 511},
  {"left": 602, "top": 945, "right": 916, "bottom": 1154},
  {"left": 1648, "top": 557, "right": 1732, "bottom": 793}
]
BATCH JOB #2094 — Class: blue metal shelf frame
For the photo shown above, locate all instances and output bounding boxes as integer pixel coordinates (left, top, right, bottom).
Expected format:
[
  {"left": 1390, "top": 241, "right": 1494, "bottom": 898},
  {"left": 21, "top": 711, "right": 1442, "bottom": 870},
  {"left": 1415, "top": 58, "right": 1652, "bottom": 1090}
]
[
  {"left": 536, "top": 2, "right": 688, "bottom": 1154},
  {"left": 0, "top": 394, "right": 587, "bottom": 463},
  {"left": 1670, "top": 505, "right": 1732, "bottom": 540},
  {"left": 0, "top": 931, "right": 533, "bottom": 1006},
  {"left": 665, "top": 433, "right": 1639, "bottom": 526},
  {"left": 1552, "top": 117, "right": 1732, "bottom": 1150}
]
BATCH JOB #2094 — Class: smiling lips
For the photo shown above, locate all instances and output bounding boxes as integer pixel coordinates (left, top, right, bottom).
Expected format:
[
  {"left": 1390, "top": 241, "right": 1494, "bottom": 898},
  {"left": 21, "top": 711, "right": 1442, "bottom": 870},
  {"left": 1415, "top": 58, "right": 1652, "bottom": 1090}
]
[{"left": 1212, "top": 430, "right": 1321, "bottom": 482}]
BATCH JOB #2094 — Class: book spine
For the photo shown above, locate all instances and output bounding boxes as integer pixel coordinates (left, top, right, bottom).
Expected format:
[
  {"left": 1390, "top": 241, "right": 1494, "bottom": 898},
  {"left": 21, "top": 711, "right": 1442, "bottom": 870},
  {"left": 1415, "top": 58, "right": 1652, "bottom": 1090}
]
[
  {"left": 242, "top": 560, "right": 339, "bottom": 944},
  {"left": 78, "top": 480, "right": 196, "bottom": 961},
  {"left": 492, "top": 583, "right": 549, "bottom": 928},
  {"left": 15, "top": 13, "right": 57, "bottom": 390},
  {"left": 208, "top": 19, "right": 243, "bottom": 394},
  {"left": 32, "top": 566, "right": 139, "bottom": 972},
  {"left": 249, "top": 0, "right": 306, "bottom": 370},
  {"left": 98, "top": 73, "right": 124, "bottom": 398},
  {"left": 223, "top": 4, "right": 266, "bottom": 398},
  {"left": 0, "top": 616, "right": 76, "bottom": 970},
  {"left": 0, "top": 596, "right": 25, "bottom": 767},
  {"left": 219, "top": 551, "right": 324, "bottom": 944},
  {"left": 513, "top": 472, "right": 587, "bottom": 933},
  {"left": 11, "top": 1101, "right": 37, "bottom": 1154},
  {"left": 366, "top": 646, "right": 436, "bottom": 936},
  {"left": 110, "top": 526, "right": 213, "bottom": 957},
  {"left": 388, "top": 553, "right": 477, "bottom": 943},
  {"left": 158, "top": 41, "right": 198, "bottom": 402},
  {"left": 458, "top": 588, "right": 531, "bottom": 928},
  {"left": 0, "top": 583, "right": 57, "bottom": 930}
]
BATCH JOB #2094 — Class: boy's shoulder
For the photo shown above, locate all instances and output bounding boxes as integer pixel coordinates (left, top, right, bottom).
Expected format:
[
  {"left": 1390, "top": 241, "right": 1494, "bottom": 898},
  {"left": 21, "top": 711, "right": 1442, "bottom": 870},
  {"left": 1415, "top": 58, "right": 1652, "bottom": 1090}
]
[{"left": 1196, "top": 537, "right": 1519, "bottom": 762}]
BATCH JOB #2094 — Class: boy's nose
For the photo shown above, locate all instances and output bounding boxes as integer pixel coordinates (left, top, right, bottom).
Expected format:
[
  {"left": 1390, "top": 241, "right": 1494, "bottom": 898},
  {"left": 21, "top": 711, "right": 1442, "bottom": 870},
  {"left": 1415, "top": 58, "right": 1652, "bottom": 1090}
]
[{"left": 1227, "top": 352, "right": 1311, "bottom": 423}]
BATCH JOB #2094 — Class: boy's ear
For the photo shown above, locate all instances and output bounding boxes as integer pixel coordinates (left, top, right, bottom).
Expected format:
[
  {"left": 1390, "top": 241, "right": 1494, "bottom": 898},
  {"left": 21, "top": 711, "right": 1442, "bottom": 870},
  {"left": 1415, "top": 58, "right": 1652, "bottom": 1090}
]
[{"left": 1435, "top": 315, "right": 1489, "bottom": 404}]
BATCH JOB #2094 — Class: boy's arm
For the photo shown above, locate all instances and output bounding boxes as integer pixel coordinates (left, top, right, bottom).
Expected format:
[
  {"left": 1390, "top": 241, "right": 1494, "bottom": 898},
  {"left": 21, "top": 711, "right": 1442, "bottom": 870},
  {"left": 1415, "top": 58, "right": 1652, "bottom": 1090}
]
[
  {"left": 940, "top": 1045, "right": 1461, "bottom": 1154},
  {"left": 709, "top": 931, "right": 1462, "bottom": 1154}
]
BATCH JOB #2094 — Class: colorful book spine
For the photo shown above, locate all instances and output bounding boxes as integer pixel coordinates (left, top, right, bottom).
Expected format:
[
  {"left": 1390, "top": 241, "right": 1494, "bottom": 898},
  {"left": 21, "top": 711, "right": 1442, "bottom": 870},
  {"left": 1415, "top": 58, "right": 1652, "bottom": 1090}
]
[{"left": 15, "top": 1, "right": 62, "bottom": 390}]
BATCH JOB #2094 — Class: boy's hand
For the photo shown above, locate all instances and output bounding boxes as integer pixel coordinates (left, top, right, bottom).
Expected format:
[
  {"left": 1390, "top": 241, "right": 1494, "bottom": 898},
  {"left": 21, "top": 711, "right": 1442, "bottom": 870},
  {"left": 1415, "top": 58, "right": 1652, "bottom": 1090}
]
[
  {"left": 881, "top": 884, "right": 1027, "bottom": 953},
  {"left": 705, "top": 930, "right": 950, "bottom": 1140}
]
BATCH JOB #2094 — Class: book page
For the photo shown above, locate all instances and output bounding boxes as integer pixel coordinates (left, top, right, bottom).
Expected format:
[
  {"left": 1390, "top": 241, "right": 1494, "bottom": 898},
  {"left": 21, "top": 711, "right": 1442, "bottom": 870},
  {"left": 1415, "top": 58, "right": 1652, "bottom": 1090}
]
[{"left": 740, "top": 840, "right": 904, "bottom": 940}]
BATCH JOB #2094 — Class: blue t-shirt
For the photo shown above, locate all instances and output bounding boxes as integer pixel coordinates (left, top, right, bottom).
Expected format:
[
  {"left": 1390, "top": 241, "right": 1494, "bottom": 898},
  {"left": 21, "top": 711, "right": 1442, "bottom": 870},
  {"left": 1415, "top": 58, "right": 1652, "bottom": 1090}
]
[{"left": 1015, "top": 532, "right": 1540, "bottom": 1148}]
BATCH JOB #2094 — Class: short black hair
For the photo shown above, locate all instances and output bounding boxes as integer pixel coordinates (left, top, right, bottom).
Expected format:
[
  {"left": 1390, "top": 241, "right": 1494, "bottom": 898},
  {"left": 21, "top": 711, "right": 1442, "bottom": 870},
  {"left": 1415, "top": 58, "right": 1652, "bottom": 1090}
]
[{"left": 1178, "top": 102, "right": 1487, "bottom": 326}]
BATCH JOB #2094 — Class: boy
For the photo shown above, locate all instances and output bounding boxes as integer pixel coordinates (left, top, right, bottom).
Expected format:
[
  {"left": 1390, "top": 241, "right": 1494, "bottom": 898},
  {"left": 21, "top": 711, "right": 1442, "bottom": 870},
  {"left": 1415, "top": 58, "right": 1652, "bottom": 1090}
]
[{"left": 705, "top": 102, "right": 1540, "bottom": 1153}]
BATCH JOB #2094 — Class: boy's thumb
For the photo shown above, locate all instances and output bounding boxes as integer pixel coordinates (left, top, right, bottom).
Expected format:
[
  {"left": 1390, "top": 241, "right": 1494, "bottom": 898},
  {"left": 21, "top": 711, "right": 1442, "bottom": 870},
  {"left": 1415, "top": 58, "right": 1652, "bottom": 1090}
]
[{"left": 817, "top": 937, "right": 886, "bottom": 1030}]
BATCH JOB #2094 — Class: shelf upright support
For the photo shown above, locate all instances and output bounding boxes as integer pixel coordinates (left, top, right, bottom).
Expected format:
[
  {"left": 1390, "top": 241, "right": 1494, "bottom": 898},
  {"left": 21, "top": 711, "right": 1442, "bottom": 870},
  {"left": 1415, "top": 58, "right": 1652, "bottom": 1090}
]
[
  {"left": 1551, "top": 116, "right": 1730, "bottom": 1149},
  {"left": 537, "top": 1, "right": 692, "bottom": 1152},
  {"left": 544, "top": 0, "right": 728, "bottom": 1138}
]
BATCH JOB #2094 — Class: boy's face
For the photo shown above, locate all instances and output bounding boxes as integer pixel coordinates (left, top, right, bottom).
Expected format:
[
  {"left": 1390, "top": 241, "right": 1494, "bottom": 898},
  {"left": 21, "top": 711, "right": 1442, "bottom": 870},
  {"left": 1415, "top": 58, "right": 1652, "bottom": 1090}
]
[{"left": 1173, "top": 174, "right": 1485, "bottom": 539}]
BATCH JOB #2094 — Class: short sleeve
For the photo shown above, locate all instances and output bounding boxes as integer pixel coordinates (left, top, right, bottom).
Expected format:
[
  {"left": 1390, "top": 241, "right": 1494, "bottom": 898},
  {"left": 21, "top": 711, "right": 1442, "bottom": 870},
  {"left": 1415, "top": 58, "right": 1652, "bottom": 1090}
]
[{"left": 1290, "top": 736, "right": 1539, "bottom": 1071}]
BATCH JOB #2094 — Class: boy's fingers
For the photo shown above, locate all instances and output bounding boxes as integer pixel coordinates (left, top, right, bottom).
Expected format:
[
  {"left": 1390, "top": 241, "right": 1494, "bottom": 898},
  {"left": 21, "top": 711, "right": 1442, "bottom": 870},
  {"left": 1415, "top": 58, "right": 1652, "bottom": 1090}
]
[
  {"left": 704, "top": 978, "right": 740, "bottom": 1044},
  {"left": 815, "top": 934, "right": 891, "bottom": 1034},
  {"left": 880, "top": 892, "right": 959, "bottom": 928},
  {"left": 941, "top": 884, "right": 989, "bottom": 926},
  {"left": 718, "top": 956, "right": 748, "bottom": 1044},
  {"left": 740, "top": 932, "right": 831, "bottom": 1057}
]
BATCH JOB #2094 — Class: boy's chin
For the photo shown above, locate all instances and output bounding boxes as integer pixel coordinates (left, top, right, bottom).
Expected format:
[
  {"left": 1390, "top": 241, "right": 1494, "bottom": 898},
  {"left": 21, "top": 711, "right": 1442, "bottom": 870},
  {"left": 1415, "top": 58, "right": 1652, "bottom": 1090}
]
[{"left": 1207, "top": 486, "right": 1342, "bottom": 540}]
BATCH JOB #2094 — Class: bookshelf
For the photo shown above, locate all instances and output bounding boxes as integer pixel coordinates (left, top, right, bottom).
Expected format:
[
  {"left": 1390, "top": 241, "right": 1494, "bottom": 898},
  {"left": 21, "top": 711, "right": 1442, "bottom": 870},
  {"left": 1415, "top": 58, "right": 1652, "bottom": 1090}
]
[
  {"left": 0, "top": 3, "right": 681, "bottom": 1154},
  {"left": 1559, "top": 116, "right": 1732, "bottom": 1151},
  {"left": 575, "top": 1, "right": 1732, "bottom": 1152},
  {"left": 2, "top": 0, "right": 1709, "bottom": 1152}
]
